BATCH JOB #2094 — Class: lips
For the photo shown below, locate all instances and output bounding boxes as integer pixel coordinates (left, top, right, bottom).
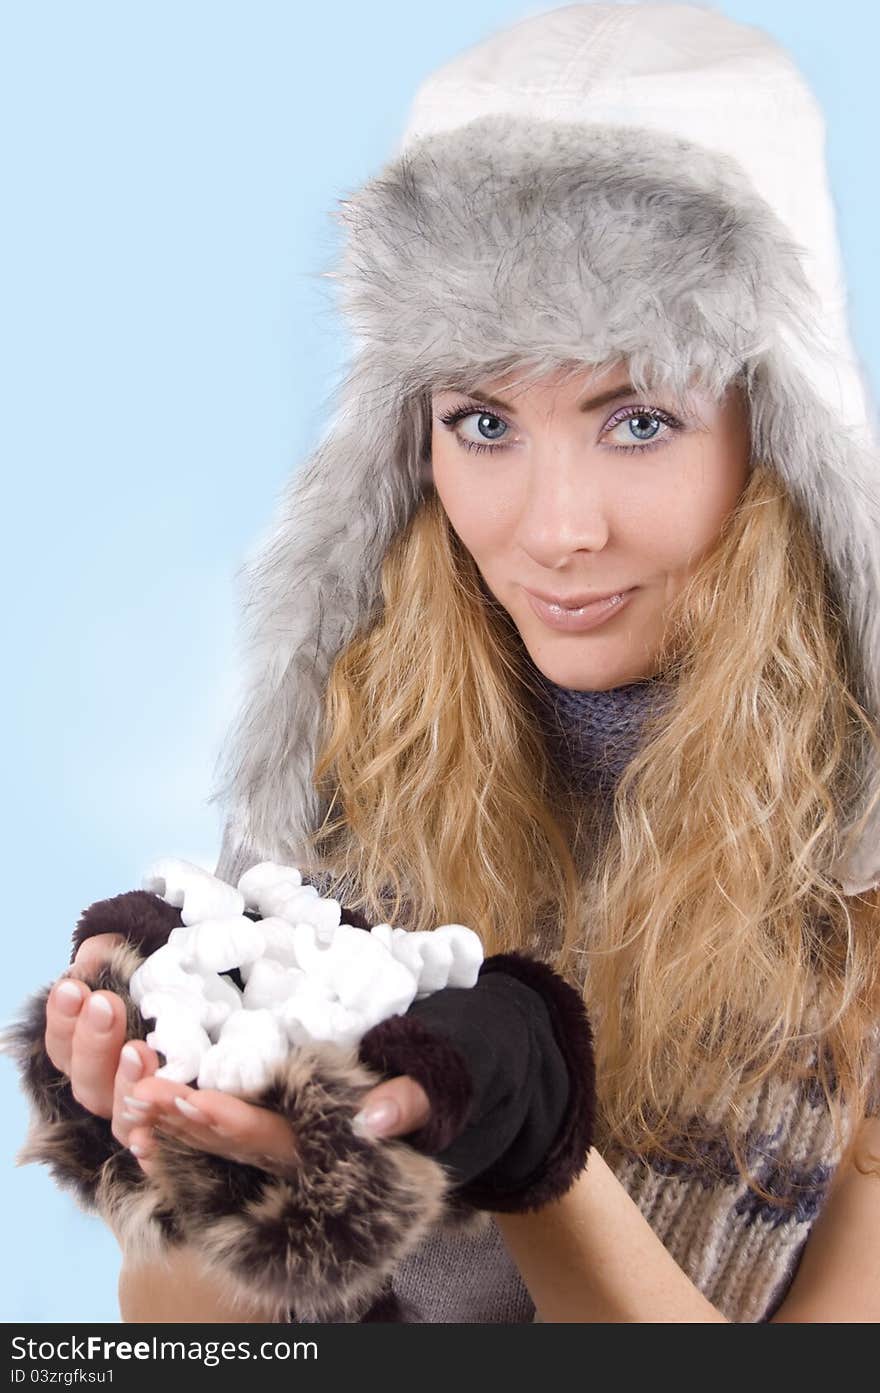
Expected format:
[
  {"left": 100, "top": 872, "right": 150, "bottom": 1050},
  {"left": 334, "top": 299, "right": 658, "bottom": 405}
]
[
  {"left": 523, "top": 586, "right": 637, "bottom": 633},
  {"left": 525, "top": 588, "right": 631, "bottom": 608}
]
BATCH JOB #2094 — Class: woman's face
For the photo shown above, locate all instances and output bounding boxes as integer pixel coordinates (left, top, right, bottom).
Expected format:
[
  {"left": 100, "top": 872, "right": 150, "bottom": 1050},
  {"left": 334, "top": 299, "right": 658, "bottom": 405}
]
[{"left": 429, "top": 363, "right": 751, "bottom": 690}]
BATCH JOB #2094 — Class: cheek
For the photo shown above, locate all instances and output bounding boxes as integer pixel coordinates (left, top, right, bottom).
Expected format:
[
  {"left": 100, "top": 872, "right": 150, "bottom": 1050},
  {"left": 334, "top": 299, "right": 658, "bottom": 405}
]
[
  {"left": 633, "top": 439, "right": 748, "bottom": 567},
  {"left": 430, "top": 432, "right": 515, "bottom": 556},
  {"left": 685, "top": 441, "right": 749, "bottom": 548}
]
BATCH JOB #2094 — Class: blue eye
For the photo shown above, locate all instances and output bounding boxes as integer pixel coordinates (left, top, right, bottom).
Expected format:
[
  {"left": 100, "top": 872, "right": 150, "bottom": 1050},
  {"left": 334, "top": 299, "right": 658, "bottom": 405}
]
[
  {"left": 437, "top": 402, "right": 683, "bottom": 456},
  {"left": 603, "top": 406, "right": 681, "bottom": 454},
  {"left": 437, "top": 406, "right": 510, "bottom": 453}
]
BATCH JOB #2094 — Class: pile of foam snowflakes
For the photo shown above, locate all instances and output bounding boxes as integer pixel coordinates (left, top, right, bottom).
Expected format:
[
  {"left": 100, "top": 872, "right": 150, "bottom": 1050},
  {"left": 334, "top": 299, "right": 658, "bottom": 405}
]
[{"left": 128, "top": 857, "right": 483, "bottom": 1095}]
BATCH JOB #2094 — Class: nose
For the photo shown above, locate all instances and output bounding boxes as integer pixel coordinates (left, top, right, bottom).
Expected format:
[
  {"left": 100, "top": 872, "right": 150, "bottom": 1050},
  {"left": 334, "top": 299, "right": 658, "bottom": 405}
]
[{"left": 513, "top": 440, "right": 611, "bottom": 566}]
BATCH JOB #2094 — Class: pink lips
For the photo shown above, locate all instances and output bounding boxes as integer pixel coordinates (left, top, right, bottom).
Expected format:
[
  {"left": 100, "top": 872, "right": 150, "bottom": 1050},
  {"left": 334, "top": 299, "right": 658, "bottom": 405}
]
[{"left": 524, "top": 586, "right": 637, "bottom": 633}]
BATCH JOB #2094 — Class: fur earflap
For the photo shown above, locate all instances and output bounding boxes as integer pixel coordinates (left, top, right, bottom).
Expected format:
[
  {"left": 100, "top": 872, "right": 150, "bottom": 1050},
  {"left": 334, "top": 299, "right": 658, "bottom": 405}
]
[{"left": 207, "top": 111, "right": 880, "bottom": 896}]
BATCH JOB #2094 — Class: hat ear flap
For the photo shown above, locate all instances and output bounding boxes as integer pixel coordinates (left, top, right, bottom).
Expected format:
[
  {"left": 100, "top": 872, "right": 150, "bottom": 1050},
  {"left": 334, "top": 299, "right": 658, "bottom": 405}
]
[
  {"left": 743, "top": 350, "right": 880, "bottom": 894},
  {"left": 207, "top": 356, "right": 424, "bottom": 867}
]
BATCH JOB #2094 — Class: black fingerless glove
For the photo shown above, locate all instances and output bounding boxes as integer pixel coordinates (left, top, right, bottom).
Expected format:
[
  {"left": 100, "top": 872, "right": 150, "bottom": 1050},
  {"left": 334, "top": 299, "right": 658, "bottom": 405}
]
[{"left": 357, "top": 950, "right": 596, "bottom": 1213}]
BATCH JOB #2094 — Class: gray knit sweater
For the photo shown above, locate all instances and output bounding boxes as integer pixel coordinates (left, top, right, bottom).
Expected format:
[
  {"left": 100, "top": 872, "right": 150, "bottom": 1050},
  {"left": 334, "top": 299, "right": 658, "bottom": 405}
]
[{"left": 338, "top": 671, "right": 857, "bottom": 1324}]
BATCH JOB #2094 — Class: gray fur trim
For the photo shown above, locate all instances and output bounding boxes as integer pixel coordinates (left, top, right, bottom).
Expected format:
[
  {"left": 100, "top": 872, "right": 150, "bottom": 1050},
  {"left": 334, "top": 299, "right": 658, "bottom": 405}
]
[{"left": 205, "top": 113, "right": 880, "bottom": 895}]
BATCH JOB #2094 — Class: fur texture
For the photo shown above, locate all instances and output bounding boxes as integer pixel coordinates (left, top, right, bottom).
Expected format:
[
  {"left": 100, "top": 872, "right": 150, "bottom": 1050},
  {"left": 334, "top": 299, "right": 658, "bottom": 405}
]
[
  {"left": 359, "top": 1012, "right": 474, "bottom": 1154},
  {"left": 359, "top": 953, "right": 597, "bottom": 1211},
  {"left": 149, "top": 1043, "right": 451, "bottom": 1321},
  {"left": 1, "top": 900, "right": 456, "bottom": 1322},
  {"left": 70, "top": 889, "right": 184, "bottom": 964},
  {"left": 10, "top": 878, "right": 594, "bottom": 1315},
  {"left": 207, "top": 112, "right": 880, "bottom": 896},
  {"left": 459, "top": 952, "right": 597, "bottom": 1212},
  {"left": 3, "top": 941, "right": 159, "bottom": 1211}
]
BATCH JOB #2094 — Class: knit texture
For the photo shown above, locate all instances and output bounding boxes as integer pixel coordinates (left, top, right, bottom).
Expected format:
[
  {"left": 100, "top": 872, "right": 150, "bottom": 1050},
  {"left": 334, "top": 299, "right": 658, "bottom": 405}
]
[
  {"left": 307, "top": 670, "right": 860, "bottom": 1324},
  {"left": 529, "top": 667, "right": 676, "bottom": 796}
]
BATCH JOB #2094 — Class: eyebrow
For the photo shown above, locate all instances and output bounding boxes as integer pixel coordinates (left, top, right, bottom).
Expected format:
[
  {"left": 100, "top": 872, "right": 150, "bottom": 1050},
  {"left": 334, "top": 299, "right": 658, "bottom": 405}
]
[{"left": 451, "top": 381, "right": 645, "bottom": 414}]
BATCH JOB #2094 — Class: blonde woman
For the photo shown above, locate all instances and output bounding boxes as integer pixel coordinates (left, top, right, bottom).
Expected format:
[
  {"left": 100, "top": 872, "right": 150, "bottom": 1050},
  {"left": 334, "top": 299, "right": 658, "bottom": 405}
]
[{"left": 13, "top": 4, "right": 880, "bottom": 1323}]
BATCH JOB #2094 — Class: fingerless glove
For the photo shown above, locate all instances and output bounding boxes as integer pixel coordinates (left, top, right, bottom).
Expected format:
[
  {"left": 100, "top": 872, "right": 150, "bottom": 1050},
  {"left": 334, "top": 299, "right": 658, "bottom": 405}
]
[
  {"left": 358, "top": 951, "right": 596, "bottom": 1212},
  {"left": 5, "top": 887, "right": 595, "bottom": 1322}
]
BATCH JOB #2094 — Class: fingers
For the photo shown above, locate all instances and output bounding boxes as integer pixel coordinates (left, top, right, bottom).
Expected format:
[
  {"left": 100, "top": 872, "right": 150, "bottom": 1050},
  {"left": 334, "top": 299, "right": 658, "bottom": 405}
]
[
  {"left": 126, "top": 1121, "right": 160, "bottom": 1177},
  {"left": 46, "top": 975, "right": 145, "bottom": 1124},
  {"left": 44, "top": 977, "right": 90, "bottom": 1076},
  {"left": 68, "top": 989, "right": 129, "bottom": 1118},
  {"left": 73, "top": 932, "right": 126, "bottom": 976},
  {"left": 121, "top": 1077, "right": 300, "bottom": 1174},
  {"left": 119, "top": 1074, "right": 432, "bottom": 1181},
  {"left": 352, "top": 1075, "right": 432, "bottom": 1139},
  {"left": 44, "top": 934, "right": 126, "bottom": 1075},
  {"left": 110, "top": 1039, "right": 161, "bottom": 1150}
]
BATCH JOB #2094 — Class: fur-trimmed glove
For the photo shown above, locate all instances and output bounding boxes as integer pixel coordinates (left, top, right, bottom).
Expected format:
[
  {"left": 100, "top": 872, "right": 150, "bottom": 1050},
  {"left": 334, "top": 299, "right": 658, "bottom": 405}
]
[{"left": 3, "top": 890, "right": 595, "bottom": 1322}]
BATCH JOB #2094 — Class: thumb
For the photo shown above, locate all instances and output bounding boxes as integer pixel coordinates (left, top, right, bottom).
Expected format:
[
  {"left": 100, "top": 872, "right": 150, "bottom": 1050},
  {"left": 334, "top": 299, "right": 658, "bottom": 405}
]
[
  {"left": 73, "top": 932, "right": 126, "bottom": 975},
  {"left": 352, "top": 1074, "right": 431, "bottom": 1140}
]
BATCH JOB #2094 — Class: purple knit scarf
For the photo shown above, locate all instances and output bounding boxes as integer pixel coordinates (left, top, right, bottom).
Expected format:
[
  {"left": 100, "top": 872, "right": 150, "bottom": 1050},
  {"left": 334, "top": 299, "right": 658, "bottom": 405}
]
[{"left": 528, "top": 663, "right": 675, "bottom": 794}]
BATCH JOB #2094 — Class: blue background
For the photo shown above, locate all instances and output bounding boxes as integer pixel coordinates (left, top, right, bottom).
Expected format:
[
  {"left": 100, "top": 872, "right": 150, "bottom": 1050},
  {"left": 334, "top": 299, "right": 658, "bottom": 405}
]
[{"left": 1, "top": 0, "right": 877, "bottom": 1321}]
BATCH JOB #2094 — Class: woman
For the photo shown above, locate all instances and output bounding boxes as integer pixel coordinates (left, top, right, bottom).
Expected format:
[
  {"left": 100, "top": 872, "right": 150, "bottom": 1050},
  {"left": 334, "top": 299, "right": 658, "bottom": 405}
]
[{"left": 13, "top": 3, "right": 880, "bottom": 1322}]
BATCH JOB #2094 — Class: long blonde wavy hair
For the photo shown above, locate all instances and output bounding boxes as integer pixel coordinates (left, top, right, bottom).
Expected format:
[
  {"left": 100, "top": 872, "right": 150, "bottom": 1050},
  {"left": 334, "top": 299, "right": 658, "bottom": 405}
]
[{"left": 301, "top": 388, "right": 880, "bottom": 1204}]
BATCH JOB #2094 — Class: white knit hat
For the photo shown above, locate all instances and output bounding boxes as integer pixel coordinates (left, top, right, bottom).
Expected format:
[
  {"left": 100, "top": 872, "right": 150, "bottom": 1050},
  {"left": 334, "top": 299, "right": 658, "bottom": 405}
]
[
  {"left": 212, "top": 2, "right": 880, "bottom": 897},
  {"left": 398, "top": 2, "right": 877, "bottom": 455}
]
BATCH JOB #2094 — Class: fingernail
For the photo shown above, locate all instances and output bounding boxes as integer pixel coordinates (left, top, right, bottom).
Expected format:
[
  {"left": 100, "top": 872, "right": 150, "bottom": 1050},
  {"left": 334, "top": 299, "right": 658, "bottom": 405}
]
[
  {"left": 123, "top": 1095, "right": 151, "bottom": 1111},
  {"left": 129, "top": 1144, "right": 145, "bottom": 1157},
  {"left": 55, "top": 981, "right": 84, "bottom": 1015},
  {"left": 120, "top": 1045, "right": 142, "bottom": 1080},
  {"left": 351, "top": 1098, "right": 400, "bottom": 1138},
  {"left": 121, "top": 1111, "right": 140, "bottom": 1124},
  {"left": 173, "top": 1096, "right": 203, "bottom": 1122},
  {"left": 87, "top": 994, "right": 114, "bottom": 1031}
]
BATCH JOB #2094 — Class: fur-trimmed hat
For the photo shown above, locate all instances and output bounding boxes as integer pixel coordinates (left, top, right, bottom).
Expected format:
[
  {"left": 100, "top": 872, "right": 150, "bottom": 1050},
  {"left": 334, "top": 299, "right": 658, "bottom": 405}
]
[{"left": 209, "top": 3, "right": 880, "bottom": 896}]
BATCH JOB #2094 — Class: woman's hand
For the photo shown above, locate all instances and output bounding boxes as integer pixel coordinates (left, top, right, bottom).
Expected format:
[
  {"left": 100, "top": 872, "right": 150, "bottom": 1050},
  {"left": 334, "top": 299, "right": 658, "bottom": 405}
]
[
  {"left": 123, "top": 1070, "right": 433, "bottom": 1177},
  {"left": 43, "top": 933, "right": 163, "bottom": 1147},
  {"left": 45, "top": 932, "right": 432, "bottom": 1176}
]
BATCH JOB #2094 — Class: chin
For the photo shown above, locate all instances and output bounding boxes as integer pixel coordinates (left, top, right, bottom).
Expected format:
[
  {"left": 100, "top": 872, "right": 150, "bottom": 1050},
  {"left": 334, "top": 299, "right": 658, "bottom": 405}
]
[
  {"left": 521, "top": 628, "right": 654, "bottom": 690},
  {"left": 522, "top": 643, "right": 618, "bottom": 691}
]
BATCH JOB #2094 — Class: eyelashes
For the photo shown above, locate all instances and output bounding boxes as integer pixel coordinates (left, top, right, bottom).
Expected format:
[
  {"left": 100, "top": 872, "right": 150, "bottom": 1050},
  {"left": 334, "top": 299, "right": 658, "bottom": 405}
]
[{"left": 436, "top": 401, "right": 684, "bottom": 457}]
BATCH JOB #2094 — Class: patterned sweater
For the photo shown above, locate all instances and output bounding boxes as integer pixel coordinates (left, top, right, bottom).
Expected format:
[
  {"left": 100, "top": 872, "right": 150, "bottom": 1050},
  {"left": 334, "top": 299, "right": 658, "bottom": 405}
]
[{"left": 329, "top": 670, "right": 862, "bottom": 1324}]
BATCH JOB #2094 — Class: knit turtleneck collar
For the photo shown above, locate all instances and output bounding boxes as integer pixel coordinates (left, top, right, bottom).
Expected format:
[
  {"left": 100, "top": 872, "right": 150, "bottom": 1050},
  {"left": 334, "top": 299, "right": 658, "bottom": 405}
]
[{"left": 528, "top": 664, "right": 674, "bottom": 794}]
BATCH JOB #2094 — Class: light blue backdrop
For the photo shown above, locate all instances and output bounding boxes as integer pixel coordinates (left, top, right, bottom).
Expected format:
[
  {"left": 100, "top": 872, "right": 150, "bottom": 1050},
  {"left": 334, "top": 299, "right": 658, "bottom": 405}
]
[{"left": 1, "top": 0, "right": 877, "bottom": 1322}]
